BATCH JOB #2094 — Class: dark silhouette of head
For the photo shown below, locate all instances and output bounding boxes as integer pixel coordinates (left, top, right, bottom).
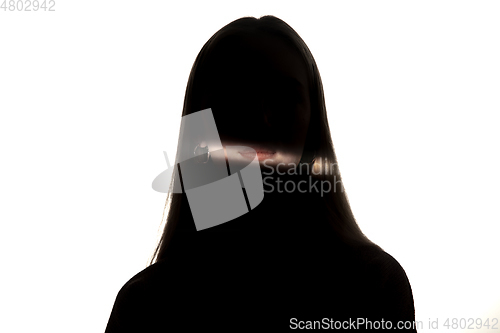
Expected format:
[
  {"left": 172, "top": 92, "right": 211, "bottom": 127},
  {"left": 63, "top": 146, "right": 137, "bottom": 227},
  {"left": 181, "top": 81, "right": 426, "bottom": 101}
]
[
  {"left": 104, "top": 17, "right": 416, "bottom": 333},
  {"left": 150, "top": 15, "right": 380, "bottom": 264}
]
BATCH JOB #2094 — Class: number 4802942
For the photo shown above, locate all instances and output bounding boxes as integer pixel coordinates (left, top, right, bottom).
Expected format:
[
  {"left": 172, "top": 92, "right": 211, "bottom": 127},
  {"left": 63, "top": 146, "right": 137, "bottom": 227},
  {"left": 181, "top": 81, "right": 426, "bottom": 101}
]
[
  {"left": 443, "top": 318, "right": 498, "bottom": 330},
  {"left": 1, "top": 0, "right": 56, "bottom": 11}
]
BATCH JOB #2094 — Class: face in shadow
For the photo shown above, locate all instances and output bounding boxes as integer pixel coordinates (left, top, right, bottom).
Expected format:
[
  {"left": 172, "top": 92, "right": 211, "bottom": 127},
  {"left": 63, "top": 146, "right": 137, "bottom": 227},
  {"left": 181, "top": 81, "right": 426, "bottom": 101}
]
[{"left": 200, "top": 30, "right": 311, "bottom": 172}]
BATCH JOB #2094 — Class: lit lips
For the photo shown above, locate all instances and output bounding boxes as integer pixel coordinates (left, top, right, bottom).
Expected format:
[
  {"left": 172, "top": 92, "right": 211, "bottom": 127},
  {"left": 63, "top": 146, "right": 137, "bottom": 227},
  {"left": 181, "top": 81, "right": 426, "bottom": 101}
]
[{"left": 238, "top": 148, "right": 276, "bottom": 160}]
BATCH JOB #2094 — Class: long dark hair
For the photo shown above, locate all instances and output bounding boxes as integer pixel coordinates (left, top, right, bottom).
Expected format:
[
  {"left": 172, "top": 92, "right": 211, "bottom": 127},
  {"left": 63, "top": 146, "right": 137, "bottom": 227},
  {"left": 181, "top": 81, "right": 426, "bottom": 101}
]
[{"left": 150, "top": 15, "right": 380, "bottom": 265}]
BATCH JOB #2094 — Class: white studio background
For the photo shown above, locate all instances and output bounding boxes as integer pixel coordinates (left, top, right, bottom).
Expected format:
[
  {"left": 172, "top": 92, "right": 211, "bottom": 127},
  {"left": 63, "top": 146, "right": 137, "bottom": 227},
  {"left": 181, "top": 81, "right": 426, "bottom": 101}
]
[{"left": 0, "top": 1, "right": 498, "bottom": 332}]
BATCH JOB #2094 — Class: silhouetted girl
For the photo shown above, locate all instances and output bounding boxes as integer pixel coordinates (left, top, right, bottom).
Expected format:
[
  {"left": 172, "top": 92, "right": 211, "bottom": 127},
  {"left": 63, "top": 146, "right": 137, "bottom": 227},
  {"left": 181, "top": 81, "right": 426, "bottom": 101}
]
[{"left": 105, "top": 15, "right": 417, "bottom": 332}]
